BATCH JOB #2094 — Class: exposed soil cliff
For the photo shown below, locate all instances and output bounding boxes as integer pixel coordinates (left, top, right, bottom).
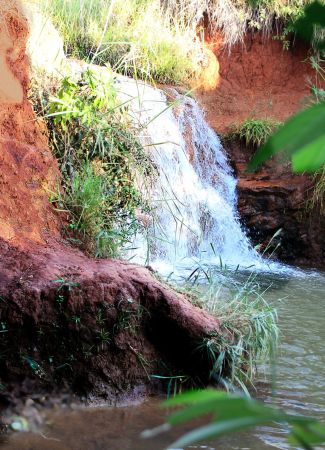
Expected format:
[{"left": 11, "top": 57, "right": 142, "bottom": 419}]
[
  {"left": 197, "top": 32, "right": 325, "bottom": 266},
  {"left": 198, "top": 32, "right": 316, "bottom": 133},
  {"left": 0, "top": 1, "right": 60, "bottom": 245},
  {"left": 0, "top": 1, "right": 224, "bottom": 402}
]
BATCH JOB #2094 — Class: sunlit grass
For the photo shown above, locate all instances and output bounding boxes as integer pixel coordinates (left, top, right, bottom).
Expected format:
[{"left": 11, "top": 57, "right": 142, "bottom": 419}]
[{"left": 41, "top": 0, "right": 206, "bottom": 85}]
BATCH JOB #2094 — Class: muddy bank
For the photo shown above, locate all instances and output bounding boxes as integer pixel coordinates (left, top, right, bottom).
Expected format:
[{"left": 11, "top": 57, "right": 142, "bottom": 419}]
[{"left": 0, "top": 237, "right": 225, "bottom": 403}]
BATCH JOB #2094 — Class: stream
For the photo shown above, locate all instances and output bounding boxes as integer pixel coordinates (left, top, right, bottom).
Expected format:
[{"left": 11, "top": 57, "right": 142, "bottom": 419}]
[{"left": 2, "top": 269, "right": 325, "bottom": 450}]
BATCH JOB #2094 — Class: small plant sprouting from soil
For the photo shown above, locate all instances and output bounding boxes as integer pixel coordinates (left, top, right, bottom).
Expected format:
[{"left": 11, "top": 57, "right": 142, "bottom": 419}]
[
  {"left": 53, "top": 276, "right": 80, "bottom": 292},
  {"left": 114, "top": 299, "right": 146, "bottom": 334}
]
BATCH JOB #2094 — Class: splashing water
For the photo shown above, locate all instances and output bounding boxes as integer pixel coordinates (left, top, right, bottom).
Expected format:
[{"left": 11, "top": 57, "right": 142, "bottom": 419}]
[{"left": 117, "top": 77, "right": 287, "bottom": 276}]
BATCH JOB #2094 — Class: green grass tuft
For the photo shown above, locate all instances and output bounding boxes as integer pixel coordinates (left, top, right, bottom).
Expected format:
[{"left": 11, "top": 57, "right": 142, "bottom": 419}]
[
  {"left": 171, "top": 264, "right": 279, "bottom": 391},
  {"left": 228, "top": 118, "right": 281, "bottom": 148}
]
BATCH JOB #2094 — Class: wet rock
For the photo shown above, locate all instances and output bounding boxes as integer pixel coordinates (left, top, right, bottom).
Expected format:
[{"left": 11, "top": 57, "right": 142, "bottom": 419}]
[{"left": 226, "top": 140, "right": 325, "bottom": 266}]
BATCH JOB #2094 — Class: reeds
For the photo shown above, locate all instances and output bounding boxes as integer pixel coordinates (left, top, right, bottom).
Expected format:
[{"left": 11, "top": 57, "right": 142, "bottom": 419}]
[{"left": 176, "top": 264, "right": 279, "bottom": 391}]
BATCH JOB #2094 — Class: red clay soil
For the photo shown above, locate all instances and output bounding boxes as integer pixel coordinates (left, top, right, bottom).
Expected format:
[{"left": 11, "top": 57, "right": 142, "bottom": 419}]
[
  {"left": 197, "top": 31, "right": 316, "bottom": 133},
  {"left": 0, "top": 2, "right": 225, "bottom": 401},
  {"left": 0, "top": 237, "right": 223, "bottom": 402},
  {"left": 0, "top": 1, "right": 60, "bottom": 245}
]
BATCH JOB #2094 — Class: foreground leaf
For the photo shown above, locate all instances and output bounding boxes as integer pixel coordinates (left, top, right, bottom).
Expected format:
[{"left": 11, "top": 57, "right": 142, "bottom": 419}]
[
  {"left": 290, "top": 422, "right": 325, "bottom": 447},
  {"left": 161, "top": 391, "right": 324, "bottom": 450},
  {"left": 165, "top": 392, "right": 285, "bottom": 426},
  {"left": 249, "top": 102, "right": 325, "bottom": 173},
  {"left": 167, "top": 416, "right": 285, "bottom": 448}
]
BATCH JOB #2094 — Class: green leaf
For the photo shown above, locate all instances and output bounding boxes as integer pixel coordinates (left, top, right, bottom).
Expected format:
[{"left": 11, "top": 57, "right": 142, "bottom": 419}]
[
  {"left": 163, "top": 391, "right": 320, "bottom": 449},
  {"left": 294, "top": 1, "right": 325, "bottom": 50},
  {"left": 167, "top": 416, "right": 284, "bottom": 448},
  {"left": 165, "top": 391, "right": 289, "bottom": 428},
  {"left": 167, "top": 396, "right": 285, "bottom": 426},
  {"left": 292, "top": 134, "right": 325, "bottom": 172},
  {"left": 167, "top": 398, "right": 222, "bottom": 425},
  {"left": 163, "top": 389, "right": 228, "bottom": 407},
  {"left": 290, "top": 422, "right": 325, "bottom": 447},
  {"left": 249, "top": 102, "right": 325, "bottom": 173}
]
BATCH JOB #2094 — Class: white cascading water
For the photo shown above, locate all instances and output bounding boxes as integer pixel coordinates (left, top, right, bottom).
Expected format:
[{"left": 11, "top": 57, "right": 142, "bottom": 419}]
[{"left": 117, "top": 77, "right": 268, "bottom": 275}]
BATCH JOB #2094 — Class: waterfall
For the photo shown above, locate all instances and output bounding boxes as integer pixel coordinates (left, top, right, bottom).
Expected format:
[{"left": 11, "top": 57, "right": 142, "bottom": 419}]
[{"left": 117, "top": 77, "right": 265, "bottom": 275}]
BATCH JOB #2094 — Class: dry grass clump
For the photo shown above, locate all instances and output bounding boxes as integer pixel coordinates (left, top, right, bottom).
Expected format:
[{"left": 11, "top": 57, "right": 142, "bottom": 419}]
[
  {"left": 42, "top": 0, "right": 209, "bottom": 85},
  {"left": 165, "top": 0, "right": 311, "bottom": 47},
  {"left": 41, "top": 0, "right": 313, "bottom": 85}
]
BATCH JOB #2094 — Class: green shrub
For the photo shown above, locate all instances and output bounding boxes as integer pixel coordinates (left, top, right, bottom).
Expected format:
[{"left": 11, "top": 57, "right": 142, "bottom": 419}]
[
  {"left": 64, "top": 163, "right": 121, "bottom": 257},
  {"left": 45, "top": 69, "right": 153, "bottom": 257},
  {"left": 228, "top": 118, "right": 281, "bottom": 147}
]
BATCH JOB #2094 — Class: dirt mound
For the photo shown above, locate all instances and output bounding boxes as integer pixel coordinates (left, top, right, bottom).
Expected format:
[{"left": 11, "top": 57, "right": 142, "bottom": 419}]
[{"left": 0, "top": 237, "right": 223, "bottom": 402}]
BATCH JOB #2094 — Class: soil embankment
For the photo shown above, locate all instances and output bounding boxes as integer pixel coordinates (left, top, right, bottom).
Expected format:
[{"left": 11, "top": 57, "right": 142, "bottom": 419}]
[
  {"left": 198, "top": 32, "right": 316, "bottom": 133},
  {"left": 197, "top": 32, "right": 325, "bottom": 265},
  {"left": 0, "top": 1, "right": 60, "bottom": 245},
  {"left": 0, "top": 1, "right": 224, "bottom": 403},
  {"left": 0, "top": 238, "right": 222, "bottom": 403}
]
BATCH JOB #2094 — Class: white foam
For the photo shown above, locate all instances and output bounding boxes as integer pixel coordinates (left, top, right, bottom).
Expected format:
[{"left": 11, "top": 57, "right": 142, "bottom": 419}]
[{"left": 116, "top": 77, "right": 300, "bottom": 278}]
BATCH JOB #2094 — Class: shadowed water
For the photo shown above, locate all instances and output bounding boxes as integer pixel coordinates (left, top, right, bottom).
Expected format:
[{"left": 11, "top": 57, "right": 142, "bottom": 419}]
[{"left": 3, "top": 270, "right": 325, "bottom": 450}]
